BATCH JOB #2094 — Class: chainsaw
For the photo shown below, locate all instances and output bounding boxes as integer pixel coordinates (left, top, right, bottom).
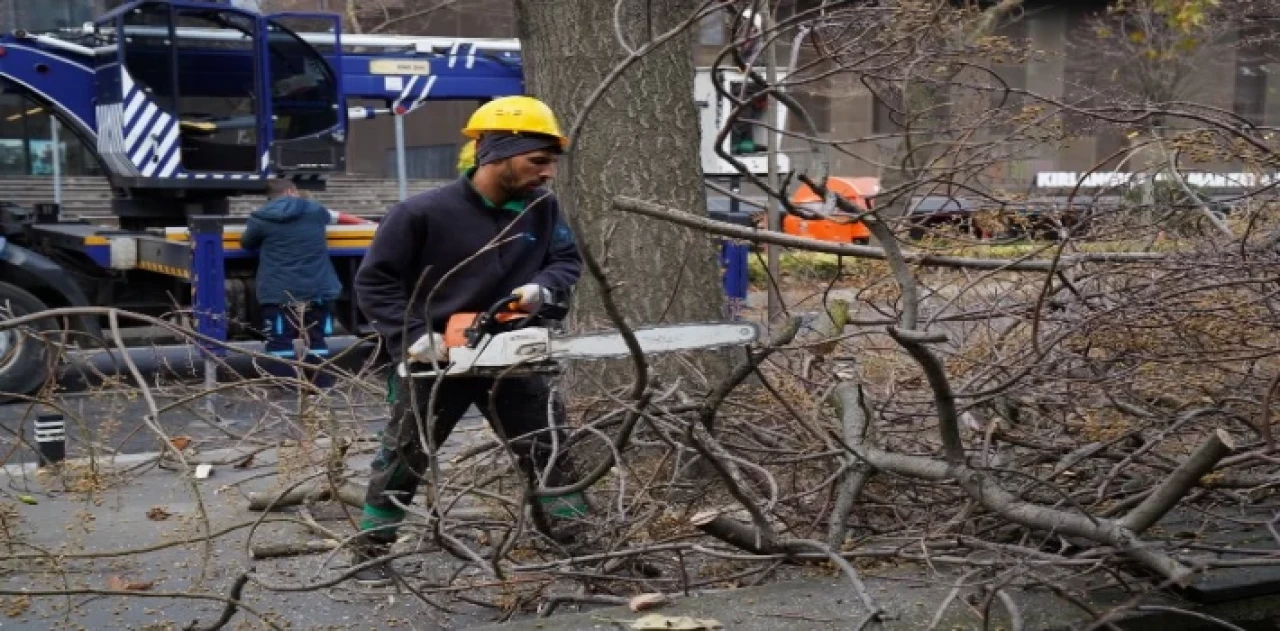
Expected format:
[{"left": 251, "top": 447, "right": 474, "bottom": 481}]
[{"left": 397, "top": 294, "right": 761, "bottom": 379}]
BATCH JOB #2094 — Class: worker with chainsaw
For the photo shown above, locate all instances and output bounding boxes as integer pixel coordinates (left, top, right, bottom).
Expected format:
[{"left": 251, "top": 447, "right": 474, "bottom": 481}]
[{"left": 350, "top": 95, "right": 586, "bottom": 585}]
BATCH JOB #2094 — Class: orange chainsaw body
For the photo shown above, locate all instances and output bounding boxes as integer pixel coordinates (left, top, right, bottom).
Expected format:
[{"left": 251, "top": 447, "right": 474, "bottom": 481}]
[{"left": 443, "top": 310, "right": 526, "bottom": 348}]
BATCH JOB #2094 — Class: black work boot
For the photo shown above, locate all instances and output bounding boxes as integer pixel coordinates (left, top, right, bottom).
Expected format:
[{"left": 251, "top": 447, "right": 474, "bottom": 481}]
[
  {"left": 532, "top": 492, "right": 592, "bottom": 549},
  {"left": 349, "top": 539, "right": 394, "bottom": 587}
]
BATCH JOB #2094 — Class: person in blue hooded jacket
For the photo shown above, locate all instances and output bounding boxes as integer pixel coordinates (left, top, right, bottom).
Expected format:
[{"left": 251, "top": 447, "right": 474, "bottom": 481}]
[{"left": 240, "top": 179, "right": 343, "bottom": 389}]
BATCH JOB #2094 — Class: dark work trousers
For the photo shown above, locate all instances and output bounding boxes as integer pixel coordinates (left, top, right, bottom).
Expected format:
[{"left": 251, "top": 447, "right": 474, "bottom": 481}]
[
  {"left": 258, "top": 302, "right": 336, "bottom": 390},
  {"left": 359, "top": 373, "right": 580, "bottom": 543}
]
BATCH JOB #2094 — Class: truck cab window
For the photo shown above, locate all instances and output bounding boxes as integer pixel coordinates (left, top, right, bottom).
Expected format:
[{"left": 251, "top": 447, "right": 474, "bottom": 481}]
[
  {"left": 173, "top": 9, "right": 259, "bottom": 173},
  {"left": 265, "top": 21, "right": 338, "bottom": 142}
]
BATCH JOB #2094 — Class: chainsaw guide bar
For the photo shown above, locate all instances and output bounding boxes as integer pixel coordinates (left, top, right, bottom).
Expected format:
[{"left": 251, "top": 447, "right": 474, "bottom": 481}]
[{"left": 399, "top": 319, "right": 762, "bottom": 379}]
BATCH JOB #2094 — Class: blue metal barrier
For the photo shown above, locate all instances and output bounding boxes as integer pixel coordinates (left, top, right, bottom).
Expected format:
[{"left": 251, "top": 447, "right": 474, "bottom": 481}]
[
  {"left": 720, "top": 240, "right": 750, "bottom": 320},
  {"left": 190, "top": 216, "right": 228, "bottom": 357}
]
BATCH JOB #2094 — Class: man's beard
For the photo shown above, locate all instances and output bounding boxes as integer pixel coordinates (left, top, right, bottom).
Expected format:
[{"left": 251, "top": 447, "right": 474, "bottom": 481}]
[{"left": 500, "top": 163, "right": 525, "bottom": 197}]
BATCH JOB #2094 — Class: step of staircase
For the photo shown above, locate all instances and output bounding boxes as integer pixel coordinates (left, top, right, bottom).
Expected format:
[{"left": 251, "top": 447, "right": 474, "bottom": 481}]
[{"left": 0, "top": 175, "right": 451, "bottom": 222}]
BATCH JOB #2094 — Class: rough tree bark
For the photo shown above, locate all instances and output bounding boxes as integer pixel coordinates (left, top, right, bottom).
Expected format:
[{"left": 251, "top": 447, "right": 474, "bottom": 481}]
[{"left": 514, "top": 1, "right": 728, "bottom": 348}]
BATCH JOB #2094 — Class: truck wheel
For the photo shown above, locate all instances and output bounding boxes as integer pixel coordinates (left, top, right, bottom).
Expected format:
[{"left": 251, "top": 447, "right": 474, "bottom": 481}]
[{"left": 0, "top": 282, "right": 54, "bottom": 398}]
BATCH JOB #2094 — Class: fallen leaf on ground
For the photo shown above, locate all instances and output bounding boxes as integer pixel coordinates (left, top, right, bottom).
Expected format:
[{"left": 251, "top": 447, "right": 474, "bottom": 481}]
[
  {"left": 146, "top": 506, "right": 171, "bottom": 521},
  {"left": 170, "top": 436, "right": 191, "bottom": 451},
  {"left": 17, "top": 495, "right": 37, "bottom": 505},
  {"left": 630, "top": 614, "right": 722, "bottom": 630},
  {"left": 629, "top": 593, "right": 668, "bottom": 612},
  {"left": 108, "top": 576, "right": 154, "bottom": 591},
  {"left": 3, "top": 595, "right": 31, "bottom": 617}
]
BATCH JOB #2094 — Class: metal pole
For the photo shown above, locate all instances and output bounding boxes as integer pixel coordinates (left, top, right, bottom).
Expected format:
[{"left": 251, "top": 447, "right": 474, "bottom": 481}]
[
  {"left": 394, "top": 111, "right": 408, "bottom": 202},
  {"left": 203, "top": 353, "right": 217, "bottom": 416},
  {"left": 726, "top": 176, "right": 744, "bottom": 320},
  {"left": 50, "top": 117, "right": 62, "bottom": 206},
  {"left": 764, "top": 10, "right": 782, "bottom": 324},
  {"left": 190, "top": 216, "right": 228, "bottom": 417}
]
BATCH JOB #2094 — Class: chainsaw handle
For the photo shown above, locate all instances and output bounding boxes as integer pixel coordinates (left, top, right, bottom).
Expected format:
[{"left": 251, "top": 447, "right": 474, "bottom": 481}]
[
  {"left": 465, "top": 294, "right": 523, "bottom": 348},
  {"left": 485, "top": 294, "right": 522, "bottom": 321}
]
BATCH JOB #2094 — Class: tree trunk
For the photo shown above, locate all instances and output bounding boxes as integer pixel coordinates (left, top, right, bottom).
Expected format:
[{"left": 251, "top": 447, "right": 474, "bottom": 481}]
[{"left": 515, "top": 0, "right": 729, "bottom": 386}]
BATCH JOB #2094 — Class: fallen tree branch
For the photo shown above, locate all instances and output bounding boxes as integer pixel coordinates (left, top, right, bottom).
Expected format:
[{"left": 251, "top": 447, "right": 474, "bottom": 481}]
[
  {"left": 887, "top": 326, "right": 965, "bottom": 464},
  {"left": 827, "top": 382, "right": 874, "bottom": 549},
  {"left": 184, "top": 572, "right": 251, "bottom": 631},
  {"left": 692, "top": 510, "right": 784, "bottom": 555},
  {"left": 248, "top": 540, "right": 339, "bottom": 560},
  {"left": 1120, "top": 429, "right": 1235, "bottom": 533},
  {"left": 245, "top": 480, "right": 364, "bottom": 511},
  {"left": 690, "top": 511, "right": 884, "bottom": 620},
  {"left": 828, "top": 384, "right": 1194, "bottom": 585},
  {"left": 612, "top": 196, "right": 1167, "bottom": 271},
  {"left": 538, "top": 594, "right": 629, "bottom": 617},
  {"left": 246, "top": 480, "right": 492, "bottom": 521},
  {"left": 1164, "top": 147, "right": 1234, "bottom": 239},
  {"left": 686, "top": 422, "right": 777, "bottom": 542},
  {"left": 995, "top": 588, "right": 1025, "bottom": 631}
]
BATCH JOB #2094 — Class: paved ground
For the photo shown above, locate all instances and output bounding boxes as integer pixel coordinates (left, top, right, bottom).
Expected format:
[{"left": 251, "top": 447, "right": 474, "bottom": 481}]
[
  {"left": 466, "top": 580, "right": 1280, "bottom": 631},
  {"left": 0, "top": 342, "right": 514, "bottom": 630},
  {"left": 9, "top": 451, "right": 1279, "bottom": 631},
  {"left": 0, "top": 423, "right": 501, "bottom": 631},
  {"left": 6, "top": 435, "right": 1280, "bottom": 631},
  {"left": 0, "top": 337, "right": 390, "bottom": 457}
]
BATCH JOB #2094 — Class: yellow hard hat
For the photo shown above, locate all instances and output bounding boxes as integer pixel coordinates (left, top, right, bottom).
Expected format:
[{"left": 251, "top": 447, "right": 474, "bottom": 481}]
[
  {"left": 457, "top": 139, "right": 476, "bottom": 173},
  {"left": 461, "top": 95, "right": 568, "bottom": 148}
]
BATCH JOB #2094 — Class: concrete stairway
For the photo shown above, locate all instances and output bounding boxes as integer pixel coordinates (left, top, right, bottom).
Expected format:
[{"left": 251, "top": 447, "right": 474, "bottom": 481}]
[{"left": 0, "top": 175, "right": 450, "bottom": 224}]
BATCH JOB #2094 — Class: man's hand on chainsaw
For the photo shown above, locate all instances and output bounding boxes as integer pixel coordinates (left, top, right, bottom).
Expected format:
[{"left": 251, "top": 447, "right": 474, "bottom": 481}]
[
  {"left": 512, "top": 284, "right": 551, "bottom": 312},
  {"left": 407, "top": 332, "right": 448, "bottom": 363}
]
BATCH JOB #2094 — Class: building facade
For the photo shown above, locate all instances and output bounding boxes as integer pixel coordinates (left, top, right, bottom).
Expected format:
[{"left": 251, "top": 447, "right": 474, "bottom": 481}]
[
  {"left": 0, "top": 0, "right": 104, "bottom": 33},
  {"left": 691, "top": 0, "right": 1278, "bottom": 192},
  {"left": 0, "top": 0, "right": 110, "bottom": 177}
]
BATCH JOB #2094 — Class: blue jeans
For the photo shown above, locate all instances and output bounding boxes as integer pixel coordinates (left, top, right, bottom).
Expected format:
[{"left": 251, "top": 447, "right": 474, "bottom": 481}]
[{"left": 259, "top": 301, "right": 335, "bottom": 390}]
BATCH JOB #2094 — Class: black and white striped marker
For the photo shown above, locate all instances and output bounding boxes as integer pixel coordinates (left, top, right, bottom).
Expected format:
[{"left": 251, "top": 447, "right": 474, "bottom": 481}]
[{"left": 34, "top": 414, "right": 65, "bottom": 467}]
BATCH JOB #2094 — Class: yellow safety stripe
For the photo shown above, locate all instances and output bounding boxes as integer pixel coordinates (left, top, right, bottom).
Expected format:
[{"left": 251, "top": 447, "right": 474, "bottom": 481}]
[
  {"left": 137, "top": 261, "right": 191, "bottom": 279},
  {"left": 165, "top": 230, "right": 378, "bottom": 243},
  {"left": 161, "top": 235, "right": 371, "bottom": 249}
]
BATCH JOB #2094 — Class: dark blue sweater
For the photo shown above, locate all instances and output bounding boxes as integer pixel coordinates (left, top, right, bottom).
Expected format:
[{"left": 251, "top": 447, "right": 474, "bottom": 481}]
[
  {"left": 354, "top": 177, "right": 582, "bottom": 361},
  {"left": 240, "top": 197, "right": 342, "bottom": 305}
]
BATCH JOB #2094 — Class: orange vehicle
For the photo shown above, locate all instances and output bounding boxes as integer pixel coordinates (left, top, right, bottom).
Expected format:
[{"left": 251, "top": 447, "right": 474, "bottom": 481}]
[{"left": 784, "top": 176, "right": 877, "bottom": 244}]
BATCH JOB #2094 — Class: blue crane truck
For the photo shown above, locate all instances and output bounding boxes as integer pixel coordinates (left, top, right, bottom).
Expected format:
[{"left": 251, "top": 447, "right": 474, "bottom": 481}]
[{"left": 0, "top": 0, "right": 754, "bottom": 396}]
